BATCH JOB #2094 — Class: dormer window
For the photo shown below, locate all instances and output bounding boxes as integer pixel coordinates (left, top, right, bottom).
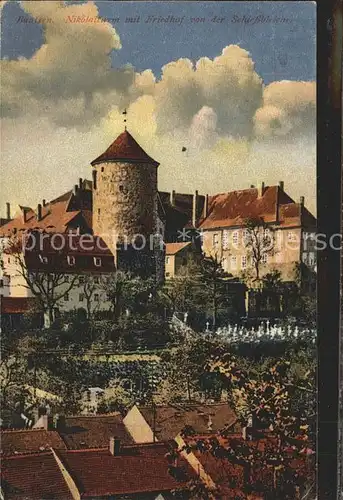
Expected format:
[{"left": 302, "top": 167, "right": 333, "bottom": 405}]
[
  {"left": 94, "top": 257, "right": 102, "bottom": 267},
  {"left": 38, "top": 254, "right": 48, "bottom": 264},
  {"left": 67, "top": 255, "right": 76, "bottom": 266}
]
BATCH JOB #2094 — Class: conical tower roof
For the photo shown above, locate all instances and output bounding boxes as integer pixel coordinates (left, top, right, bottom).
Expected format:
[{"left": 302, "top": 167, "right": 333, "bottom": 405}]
[{"left": 91, "top": 130, "right": 159, "bottom": 167}]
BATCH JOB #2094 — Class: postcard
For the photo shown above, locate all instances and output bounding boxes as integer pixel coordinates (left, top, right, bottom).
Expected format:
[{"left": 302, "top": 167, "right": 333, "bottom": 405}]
[{"left": 0, "top": 1, "right": 323, "bottom": 499}]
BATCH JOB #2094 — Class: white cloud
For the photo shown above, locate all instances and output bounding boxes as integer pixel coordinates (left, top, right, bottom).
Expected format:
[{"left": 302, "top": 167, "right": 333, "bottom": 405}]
[{"left": 0, "top": 2, "right": 316, "bottom": 215}]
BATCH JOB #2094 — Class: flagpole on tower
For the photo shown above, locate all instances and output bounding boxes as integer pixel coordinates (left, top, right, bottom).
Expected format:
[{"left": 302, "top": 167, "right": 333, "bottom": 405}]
[{"left": 122, "top": 108, "right": 127, "bottom": 131}]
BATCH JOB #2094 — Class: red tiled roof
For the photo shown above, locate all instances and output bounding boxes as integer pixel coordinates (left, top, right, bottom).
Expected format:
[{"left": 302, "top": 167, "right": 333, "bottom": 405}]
[
  {"left": 139, "top": 403, "right": 239, "bottom": 441},
  {"left": 182, "top": 433, "right": 314, "bottom": 498},
  {"left": 91, "top": 130, "right": 159, "bottom": 167},
  {"left": 165, "top": 242, "right": 192, "bottom": 255},
  {"left": 1, "top": 451, "right": 73, "bottom": 499},
  {"left": 0, "top": 297, "right": 39, "bottom": 314},
  {"left": 60, "top": 414, "right": 133, "bottom": 449},
  {"left": 1, "top": 429, "right": 67, "bottom": 455},
  {"left": 198, "top": 186, "right": 316, "bottom": 230},
  {"left": 0, "top": 198, "right": 91, "bottom": 237},
  {"left": 56, "top": 442, "right": 196, "bottom": 497}
]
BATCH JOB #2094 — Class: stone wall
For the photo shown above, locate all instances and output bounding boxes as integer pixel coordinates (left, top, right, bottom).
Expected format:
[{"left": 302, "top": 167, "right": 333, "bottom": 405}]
[{"left": 93, "top": 161, "right": 158, "bottom": 258}]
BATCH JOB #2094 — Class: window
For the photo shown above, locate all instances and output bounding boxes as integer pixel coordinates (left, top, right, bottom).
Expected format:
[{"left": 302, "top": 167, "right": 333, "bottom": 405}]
[
  {"left": 262, "top": 253, "right": 268, "bottom": 264},
  {"left": 64, "top": 293, "right": 69, "bottom": 302},
  {"left": 242, "top": 229, "right": 249, "bottom": 243},
  {"left": 65, "top": 275, "right": 70, "bottom": 283},
  {"left": 288, "top": 231, "right": 297, "bottom": 242},
  {"left": 94, "top": 276, "right": 99, "bottom": 284},
  {"left": 308, "top": 252, "right": 315, "bottom": 266},
  {"left": 213, "top": 233, "right": 219, "bottom": 248},
  {"left": 79, "top": 276, "right": 85, "bottom": 284},
  {"left": 98, "top": 209, "right": 101, "bottom": 216},
  {"left": 0, "top": 279, "right": 3, "bottom": 288},
  {"left": 39, "top": 254, "right": 48, "bottom": 264},
  {"left": 166, "top": 256, "right": 170, "bottom": 264},
  {"left": 79, "top": 293, "right": 84, "bottom": 302},
  {"left": 222, "top": 257, "right": 228, "bottom": 271},
  {"left": 119, "top": 185, "right": 124, "bottom": 192},
  {"left": 232, "top": 231, "right": 239, "bottom": 246},
  {"left": 94, "top": 257, "right": 102, "bottom": 267},
  {"left": 230, "top": 256, "right": 237, "bottom": 270},
  {"left": 101, "top": 167, "right": 104, "bottom": 172},
  {"left": 222, "top": 230, "right": 229, "bottom": 250},
  {"left": 94, "top": 293, "right": 100, "bottom": 302},
  {"left": 241, "top": 255, "right": 247, "bottom": 269},
  {"left": 7, "top": 257, "right": 10, "bottom": 264},
  {"left": 264, "top": 228, "right": 270, "bottom": 238},
  {"left": 166, "top": 272, "right": 171, "bottom": 277},
  {"left": 302, "top": 252, "right": 308, "bottom": 265},
  {"left": 67, "top": 255, "right": 75, "bottom": 266}
]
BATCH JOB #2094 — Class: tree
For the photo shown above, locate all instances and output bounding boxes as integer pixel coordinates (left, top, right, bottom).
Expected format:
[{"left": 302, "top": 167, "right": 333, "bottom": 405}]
[
  {"left": 160, "top": 257, "right": 204, "bottom": 316},
  {"left": 243, "top": 217, "right": 275, "bottom": 282},
  {"left": 208, "top": 351, "right": 316, "bottom": 496},
  {"left": 200, "top": 255, "right": 231, "bottom": 329},
  {"left": 80, "top": 274, "right": 106, "bottom": 319},
  {"left": 4, "top": 235, "right": 78, "bottom": 328}
]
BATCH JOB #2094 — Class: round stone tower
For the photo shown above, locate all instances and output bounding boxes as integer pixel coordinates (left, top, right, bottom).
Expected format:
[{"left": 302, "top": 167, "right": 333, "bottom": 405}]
[{"left": 91, "top": 130, "right": 159, "bottom": 269}]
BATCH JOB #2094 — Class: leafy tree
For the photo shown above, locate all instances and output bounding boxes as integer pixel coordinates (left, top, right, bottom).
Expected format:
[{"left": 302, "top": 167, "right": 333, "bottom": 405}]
[
  {"left": 200, "top": 255, "right": 232, "bottom": 329},
  {"left": 208, "top": 350, "right": 315, "bottom": 495}
]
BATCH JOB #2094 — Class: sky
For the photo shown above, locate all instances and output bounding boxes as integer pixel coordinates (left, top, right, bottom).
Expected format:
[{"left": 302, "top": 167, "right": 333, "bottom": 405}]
[{"left": 0, "top": 1, "right": 316, "bottom": 216}]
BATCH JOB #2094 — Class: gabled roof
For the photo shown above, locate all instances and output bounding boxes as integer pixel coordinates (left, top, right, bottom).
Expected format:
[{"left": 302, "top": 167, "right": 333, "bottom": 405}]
[
  {"left": 182, "top": 433, "right": 314, "bottom": 498},
  {"left": 138, "top": 403, "right": 239, "bottom": 441},
  {"left": 56, "top": 442, "right": 196, "bottom": 497},
  {"left": 60, "top": 414, "right": 133, "bottom": 449},
  {"left": 1, "top": 428, "right": 67, "bottom": 455},
  {"left": 91, "top": 130, "right": 159, "bottom": 167},
  {"left": 165, "top": 242, "right": 192, "bottom": 255},
  {"left": 1, "top": 451, "right": 74, "bottom": 499},
  {"left": 198, "top": 186, "right": 316, "bottom": 230}
]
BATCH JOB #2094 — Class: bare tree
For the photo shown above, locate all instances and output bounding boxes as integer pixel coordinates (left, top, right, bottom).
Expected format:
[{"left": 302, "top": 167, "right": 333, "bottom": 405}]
[
  {"left": 243, "top": 217, "right": 275, "bottom": 282},
  {"left": 4, "top": 236, "right": 78, "bottom": 328},
  {"left": 80, "top": 274, "right": 106, "bottom": 319}
]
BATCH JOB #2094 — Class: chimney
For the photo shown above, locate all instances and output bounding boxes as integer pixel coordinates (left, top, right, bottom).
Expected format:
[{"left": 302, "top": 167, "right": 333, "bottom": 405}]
[
  {"left": 42, "top": 199, "right": 46, "bottom": 207},
  {"left": 22, "top": 208, "right": 29, "bottom": 223},
  {"left": 207, "top": 415, "right": 213, "bottom": 432},
  {"left": 6, "top": 202, "right": 11, "bottom": 220},
  {"left": 192, "top": 190, "right": 198, "bottom": 227},
  {"left": 278, "top": 181, "right": 284, "bottom": 191},
  {"left": 79, "top": 177, "right": 83, "bottom": 190},
  {"left": 55, "top": 414, "right": 66, "bottom": 431},
  {"left": 37, "top": 203, "right": 42, "bottom": 221},
  {"left": 203, "top": 194, "right": 209, "bottom": 218},
  {"left": 42, "top": 414, "right": 54, "bottom": 431},
  {"left": 258, "top": 182, "right": 265, "bottom": 198},
  {"left": 73, "top": 184, "right": 79, "bottom": 195},
  {"left": 300, "top": 196, "right": 305, "bottom": 206},
  {"left": 170, "top": 190, "right": 176, "bottom": 206},
  {"left": 109, "top": 436, "right": 121, "bottom": 456},
  {"left": 92, "top": 170, "right": 97, "bottom": 191}
]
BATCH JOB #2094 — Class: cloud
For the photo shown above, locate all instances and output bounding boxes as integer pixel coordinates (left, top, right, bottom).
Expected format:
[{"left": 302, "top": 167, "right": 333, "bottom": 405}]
[
  {"left": 189, "top": 106, "right": 218, "bottom": 150},
  {"left": 254, "top": 81, "right": 316, "bottom": 139},
  {"left": 0, "top": 2, "right": 316, "bottom": 215},
  {"left": 1, "top": 1, "right": 134, "bottom": 127}
]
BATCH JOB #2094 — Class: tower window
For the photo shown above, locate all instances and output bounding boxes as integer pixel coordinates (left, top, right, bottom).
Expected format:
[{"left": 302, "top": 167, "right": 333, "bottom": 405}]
[
  {"left": 67, "top": 255, "right": 75, "bottom": 266},
  {"left": 101, "top": 167, "right": 104, "bottom": 172},
  {"left": 98, "top": 209, "right": 100, "bottom": 215}
]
